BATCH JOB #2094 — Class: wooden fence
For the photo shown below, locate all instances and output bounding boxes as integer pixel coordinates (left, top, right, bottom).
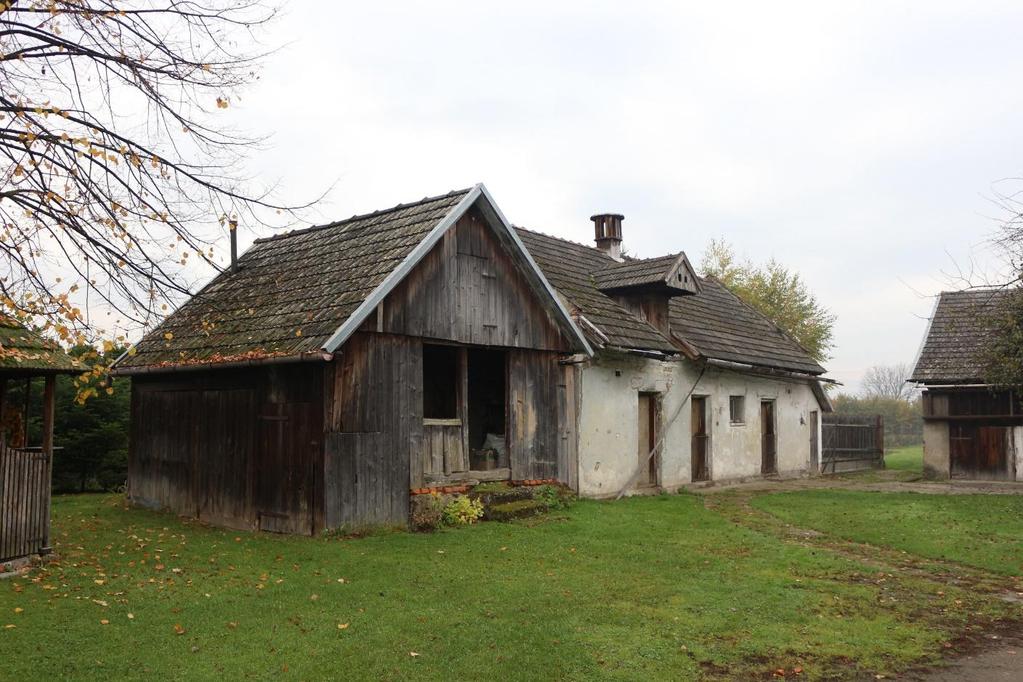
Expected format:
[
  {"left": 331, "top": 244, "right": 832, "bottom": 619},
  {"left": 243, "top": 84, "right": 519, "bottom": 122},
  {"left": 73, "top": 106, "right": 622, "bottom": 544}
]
[
  {"left": 0, "top": 442, "right": 51, "bottom": 564},
  {"left": 821, "top": 414, "right": 884, "bottom": 474}
]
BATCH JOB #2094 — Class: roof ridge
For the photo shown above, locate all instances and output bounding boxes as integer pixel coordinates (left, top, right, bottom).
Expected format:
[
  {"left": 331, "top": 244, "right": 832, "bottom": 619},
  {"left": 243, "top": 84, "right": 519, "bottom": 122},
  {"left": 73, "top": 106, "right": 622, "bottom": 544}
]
[
  {"left": 254, "top": 187, "right": 474, "bottom": 244},
  {"left": 514, "top": 225, "right": 617, "bottom": 260}
]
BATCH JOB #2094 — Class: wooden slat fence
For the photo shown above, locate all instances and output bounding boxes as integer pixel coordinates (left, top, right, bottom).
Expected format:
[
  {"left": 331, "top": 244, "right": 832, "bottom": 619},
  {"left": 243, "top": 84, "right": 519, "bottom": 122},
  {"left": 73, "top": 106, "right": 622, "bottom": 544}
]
[
  {"left": 0, "top": 442, "right": 51, "bottom": 563},
  {"left": 821, "top": 414, "right": 884, "bottom": 474}
]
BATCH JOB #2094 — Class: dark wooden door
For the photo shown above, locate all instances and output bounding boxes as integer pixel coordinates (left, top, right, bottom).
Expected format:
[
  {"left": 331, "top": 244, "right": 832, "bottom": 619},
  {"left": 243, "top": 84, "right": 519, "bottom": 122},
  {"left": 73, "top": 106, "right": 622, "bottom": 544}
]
[
  {"left": 809, "top": 410, "right": 819, "bottom": 474},
  {"left": 256, "top": 402, "right": 317, "bottom": 534},
  {"left": 950, "top": 423, "right": 1011, "bottom": 480},
  {"left": 637, "top": 393, "right": 658, "bottom": 486},
  {"left": 691, "top": 396, "right": 709, "bottom": 482},
  {"left": 761, "top": 401, "right": 777, "bottom": 475}
]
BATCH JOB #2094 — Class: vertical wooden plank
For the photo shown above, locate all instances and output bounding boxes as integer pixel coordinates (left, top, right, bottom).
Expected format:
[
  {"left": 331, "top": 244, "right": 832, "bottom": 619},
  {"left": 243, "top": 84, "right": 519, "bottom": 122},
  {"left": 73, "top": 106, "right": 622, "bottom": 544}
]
[{"left": 40, "top": 375, "right": 54, "bottom": 553}]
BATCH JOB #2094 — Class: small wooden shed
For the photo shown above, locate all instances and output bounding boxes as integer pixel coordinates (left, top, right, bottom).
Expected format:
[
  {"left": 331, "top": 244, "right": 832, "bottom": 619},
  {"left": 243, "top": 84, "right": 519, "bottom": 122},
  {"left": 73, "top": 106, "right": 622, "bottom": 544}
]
[
  {"left": 912, "top": 289, "right": 1022, "bottom": 481},
  {"left": 0, "top": 318, "right": 84, "bottom": 565},
  {"left": 112, "top": 185, "right": 591, "bottom": 534}
]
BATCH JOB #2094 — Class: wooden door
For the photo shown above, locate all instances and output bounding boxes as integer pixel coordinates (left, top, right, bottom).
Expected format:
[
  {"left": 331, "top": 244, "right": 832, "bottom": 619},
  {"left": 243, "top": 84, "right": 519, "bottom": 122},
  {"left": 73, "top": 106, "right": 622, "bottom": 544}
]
[
  {"left": 950, "top": 423, "right": 1011, "bottom": 480},
  {"left": 256, "top": 401, "right": 317, "bottom": 534},
  {"left": 809, "top": 410, "right": 819, "bottom": 474},
  {"left": 637, "top": 393, "right": 658, "bottom": 487},
  {"left": 761, "top": 401, "right": 777, "bottom": 475},
  {"left": 691, "top": 396, "right": 709, "bottom": 482}
]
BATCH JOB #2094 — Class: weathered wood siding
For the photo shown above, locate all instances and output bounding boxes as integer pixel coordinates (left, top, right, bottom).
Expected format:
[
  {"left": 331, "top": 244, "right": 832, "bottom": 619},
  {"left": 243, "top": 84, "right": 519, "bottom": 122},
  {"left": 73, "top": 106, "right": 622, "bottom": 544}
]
[
  {"left": 129, "top": 364, "right": 323, "bottom": 535},
  {"left": 324, "top": 333, "right": 419, "bottom": 528},
  {"left": 378, "top": 208, "right": 569, "bottom": 352},
  {"left": 508, "top": 349, "right": 561, "bottom": 481}
]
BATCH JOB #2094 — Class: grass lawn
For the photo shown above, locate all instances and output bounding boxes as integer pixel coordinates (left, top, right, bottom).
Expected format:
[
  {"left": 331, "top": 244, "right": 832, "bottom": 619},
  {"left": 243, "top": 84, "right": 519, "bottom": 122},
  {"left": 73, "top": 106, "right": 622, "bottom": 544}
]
[
  {"left": 885, "top": 445, "right": 923, "bottom": 473},
  {"left": 755, "top": 490, "right": 1023, "bottom": 576},
  {"left": 1, "top": 493, "right": 1008, "bottom": 680}
]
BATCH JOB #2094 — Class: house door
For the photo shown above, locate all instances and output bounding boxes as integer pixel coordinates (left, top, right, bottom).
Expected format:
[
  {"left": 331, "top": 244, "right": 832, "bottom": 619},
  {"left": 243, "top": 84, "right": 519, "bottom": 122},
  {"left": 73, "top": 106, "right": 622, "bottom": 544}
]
[
  {"left": 809, "top": 410, "right": 819, "bottom": 474},
  {"left": 691, "top": 396, "right": 709, "bottom": 482},
  {"left": 637, "top": 393, "right": 659, "bottom": 487},
  {"left": 950, "top": 423, "right": 1012, "bottom": 480},
  {"left": 761, "top": 400, "right": 777, "bottom": 475}
]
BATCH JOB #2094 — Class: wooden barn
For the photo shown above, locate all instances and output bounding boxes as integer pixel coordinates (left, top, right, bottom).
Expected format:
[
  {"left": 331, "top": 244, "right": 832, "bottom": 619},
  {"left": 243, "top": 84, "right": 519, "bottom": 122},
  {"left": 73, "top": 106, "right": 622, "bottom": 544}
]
[
  {"left": 112, "top": 185, "right": 592, "bottom": 534},
  {"left": 912, "top": 289, "right": 1023, "bottom": 481},
  {"left": 0, "top": 318, "right": 84, "bottom": 566}
]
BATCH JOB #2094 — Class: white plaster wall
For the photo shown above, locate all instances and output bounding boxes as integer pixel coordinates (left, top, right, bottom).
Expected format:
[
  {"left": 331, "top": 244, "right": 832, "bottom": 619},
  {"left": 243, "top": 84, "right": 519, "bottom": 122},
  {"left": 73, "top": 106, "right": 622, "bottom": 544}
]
[
  {"left": 922, "top": 421, "right": 949, "bottom": 479},
  {"left": 576, "top": 355, "right": 824, "bottom": 497},
  {"left": 1011, "top": 426, "right": 1023, "bottom": 482}
]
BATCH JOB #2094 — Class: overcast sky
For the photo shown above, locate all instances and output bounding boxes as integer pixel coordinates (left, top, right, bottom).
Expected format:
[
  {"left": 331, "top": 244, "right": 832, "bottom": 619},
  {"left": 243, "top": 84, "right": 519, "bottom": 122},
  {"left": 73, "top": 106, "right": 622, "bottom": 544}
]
[{"left": 228, "top": 1, "right": 1023, "bottom": 392}]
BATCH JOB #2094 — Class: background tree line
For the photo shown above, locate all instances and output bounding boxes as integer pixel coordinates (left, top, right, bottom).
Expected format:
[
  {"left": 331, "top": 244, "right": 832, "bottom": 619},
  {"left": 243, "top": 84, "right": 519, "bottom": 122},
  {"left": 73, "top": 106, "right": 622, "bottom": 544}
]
[{"left": 831, "top": 362, "right": 922, "bottom": 448}]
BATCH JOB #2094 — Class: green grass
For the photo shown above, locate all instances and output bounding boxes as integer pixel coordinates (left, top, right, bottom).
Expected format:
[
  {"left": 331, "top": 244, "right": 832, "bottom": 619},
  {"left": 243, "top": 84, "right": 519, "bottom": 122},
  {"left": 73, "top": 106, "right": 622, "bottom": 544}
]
[
  {"left": 755, "top": 490, "right": 1023, "bottom": 576},
  {"left": 1, "top": 493, "right": 1002, "bottom": 680},
  {"left": 885, "top": 445, "right": 923, "bottom": 473}
]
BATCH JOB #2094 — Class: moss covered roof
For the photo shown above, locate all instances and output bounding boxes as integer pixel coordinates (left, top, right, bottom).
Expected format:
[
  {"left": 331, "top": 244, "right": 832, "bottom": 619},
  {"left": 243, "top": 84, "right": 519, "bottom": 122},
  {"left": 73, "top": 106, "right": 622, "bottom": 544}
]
[{"left": 0, "top": 318, "right": 83, "bottom": 374}]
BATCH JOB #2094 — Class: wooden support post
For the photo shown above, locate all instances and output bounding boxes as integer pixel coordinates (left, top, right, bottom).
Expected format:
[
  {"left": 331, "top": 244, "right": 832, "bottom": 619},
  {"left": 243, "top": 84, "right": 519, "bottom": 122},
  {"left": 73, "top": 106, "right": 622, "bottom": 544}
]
[
  {"left": 22, "top": 376, "right": 30, "bottom": 448},
  {"left": 40, "top": 374, "right": 55, "bottom": 554}
]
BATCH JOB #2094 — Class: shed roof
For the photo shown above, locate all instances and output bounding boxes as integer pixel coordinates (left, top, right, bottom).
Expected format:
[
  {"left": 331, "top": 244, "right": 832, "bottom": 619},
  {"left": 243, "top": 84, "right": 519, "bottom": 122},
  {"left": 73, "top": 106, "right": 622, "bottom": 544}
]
[
  {"left": 516, "top": 228, "right": 826, "bottom": 375},
  {"left": 910, "top": 288, "right": 1012, "bottom": 384},
  {"left": 115, "top": 185, "right": 590, "bottom": 372},
  {"left": 0, "top": 318, "right": 83, "bottom": 374}
]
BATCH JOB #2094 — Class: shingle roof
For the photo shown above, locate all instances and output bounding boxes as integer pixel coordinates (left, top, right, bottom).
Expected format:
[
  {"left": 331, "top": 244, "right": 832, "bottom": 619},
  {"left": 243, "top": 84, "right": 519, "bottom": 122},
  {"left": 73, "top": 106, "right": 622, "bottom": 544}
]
[
  {"left": 910, "top": 288, "right": 1011, "bottom": 384},
  {"left": 118, "top": 189, "right": 473, "bottom": 370},
  {"left": 593, "top": 253, "right": 696, "bottom": 292},
  {"left": 0, "top": 318, "right": 84, "bottom": 374},
  {"left": 670, "top": 279, "right": 825, "bottom": 375},
  {"left": 515, "top": 229, "right": 678, "bottom": 352},
  {"left": 516, "top": 228, "right": 825, "bottom": 375}
]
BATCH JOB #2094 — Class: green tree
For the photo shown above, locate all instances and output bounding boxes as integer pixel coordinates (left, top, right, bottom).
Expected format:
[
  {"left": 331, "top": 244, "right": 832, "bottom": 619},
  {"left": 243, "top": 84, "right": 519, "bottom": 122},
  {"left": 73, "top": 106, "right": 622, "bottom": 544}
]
[
  {"left": 982, "top": 287, "right": 1023, "bottom": 388},
  {"left": 700, "top": 239, "right": 836, "bottom": 363}
]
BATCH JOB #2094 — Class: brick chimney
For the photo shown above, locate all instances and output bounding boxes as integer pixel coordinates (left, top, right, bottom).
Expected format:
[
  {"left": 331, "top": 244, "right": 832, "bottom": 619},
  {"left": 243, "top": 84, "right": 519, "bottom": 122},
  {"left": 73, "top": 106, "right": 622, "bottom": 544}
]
[{"left": 591, "top": 213, "right": 624, "bottom": 261}]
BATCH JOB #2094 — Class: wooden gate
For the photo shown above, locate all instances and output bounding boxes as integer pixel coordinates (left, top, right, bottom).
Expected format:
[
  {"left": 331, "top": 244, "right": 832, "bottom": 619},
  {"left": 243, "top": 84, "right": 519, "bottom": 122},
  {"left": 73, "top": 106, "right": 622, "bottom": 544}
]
[
  {"left": 821, "top": 414, "right": 884, "bottom": 473},
  {"left": 0, "top": 443, "right": 50, "bottom": 563}
]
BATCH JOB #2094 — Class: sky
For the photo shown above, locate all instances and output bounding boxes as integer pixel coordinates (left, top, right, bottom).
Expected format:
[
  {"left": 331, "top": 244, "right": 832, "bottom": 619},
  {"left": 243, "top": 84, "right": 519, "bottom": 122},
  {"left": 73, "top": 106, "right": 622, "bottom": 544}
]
[{"left": 222, "top": 1, "right": 1023, "bottom": 392}]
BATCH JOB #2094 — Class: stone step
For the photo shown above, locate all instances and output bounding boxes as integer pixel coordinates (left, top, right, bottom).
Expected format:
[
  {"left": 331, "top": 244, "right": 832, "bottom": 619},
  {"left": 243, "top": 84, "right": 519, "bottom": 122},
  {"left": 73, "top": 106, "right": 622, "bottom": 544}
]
[{"left": 486, "top": 498, "right": 548, "bottom": 522}]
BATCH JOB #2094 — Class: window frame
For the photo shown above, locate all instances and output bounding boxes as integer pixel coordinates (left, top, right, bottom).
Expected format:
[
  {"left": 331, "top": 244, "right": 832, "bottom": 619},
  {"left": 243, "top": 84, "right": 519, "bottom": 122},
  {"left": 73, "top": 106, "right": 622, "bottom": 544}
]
[{"left": 729, "top": 395, "right": 746, "bottom": 426}]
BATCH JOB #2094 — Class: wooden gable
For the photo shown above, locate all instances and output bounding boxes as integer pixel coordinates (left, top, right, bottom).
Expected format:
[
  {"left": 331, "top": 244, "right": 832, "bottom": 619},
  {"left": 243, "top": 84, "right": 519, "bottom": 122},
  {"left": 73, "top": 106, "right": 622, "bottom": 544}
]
[{"left": 374, "top": 207, "right": 571, "bottom": 351}]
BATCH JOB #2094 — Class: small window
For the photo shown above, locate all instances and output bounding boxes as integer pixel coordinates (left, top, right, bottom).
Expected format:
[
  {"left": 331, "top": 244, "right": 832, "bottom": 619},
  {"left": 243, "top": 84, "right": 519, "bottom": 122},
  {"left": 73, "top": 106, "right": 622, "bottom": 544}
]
[
  {"left": 729, "top": 395, "right": 745, "bottom": 425},
  {"left": 423, "top": 344, "right": 459, "bottom": 419}
]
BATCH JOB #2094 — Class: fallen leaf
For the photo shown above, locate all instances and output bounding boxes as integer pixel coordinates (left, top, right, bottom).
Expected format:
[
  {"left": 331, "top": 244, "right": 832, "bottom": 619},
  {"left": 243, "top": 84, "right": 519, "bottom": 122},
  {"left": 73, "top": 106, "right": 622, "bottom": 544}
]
[
  {"left": 173, "top": 623, "right": 186, "bottom": 635},
  {"left": 227, "top": 621, "right": 238, "bottom": 629},
  {"left": 127, "top": 613, "right": 134, "bottom": 620},
  {"left": 13, "top": 608, "right": 23, "bottom": 614},
  {"left": 409, "top": 651, "right": 420, "bottom": 657},
  {"left": 337, "top": 623, "right": 350, "bottom": 630},
  {"left": 100, "top": 619, "right": 109, "bottom": 625},
  {"left": 4, "top": 624, "right": 15, "bottom": 629}
]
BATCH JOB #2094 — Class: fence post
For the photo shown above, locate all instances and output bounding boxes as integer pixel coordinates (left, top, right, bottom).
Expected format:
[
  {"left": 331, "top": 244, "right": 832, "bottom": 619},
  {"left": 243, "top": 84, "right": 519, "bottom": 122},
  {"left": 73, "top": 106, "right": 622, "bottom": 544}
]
[
  {"left": 40, "top": 375, "right": 55, "bottom": 554},
  {"left": 876, "top": 414, "right": 885, "bottom": 469}
]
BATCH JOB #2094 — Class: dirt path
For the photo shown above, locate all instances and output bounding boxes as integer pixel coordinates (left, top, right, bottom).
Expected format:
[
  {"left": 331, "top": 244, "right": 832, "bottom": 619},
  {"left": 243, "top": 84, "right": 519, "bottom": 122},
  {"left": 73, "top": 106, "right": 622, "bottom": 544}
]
[{"left": 698, "top": 476, "right": 1023, "bottom": 680}]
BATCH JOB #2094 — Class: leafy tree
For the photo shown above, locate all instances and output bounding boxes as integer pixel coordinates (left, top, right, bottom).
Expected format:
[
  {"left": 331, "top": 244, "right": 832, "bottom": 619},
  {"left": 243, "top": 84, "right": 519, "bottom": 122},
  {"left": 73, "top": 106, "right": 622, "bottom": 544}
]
[
  {"left": 830, "top": 393, "right": 922, "bottom": 448},
  {"left": 699, "top": 239, "right": 836, "bottom": 363},
  {"left": 0, "top": 1, "right": 306, "bottom": 374},
  {"left": 981, "top": 287, "right": 1023, "bottom": 387}
]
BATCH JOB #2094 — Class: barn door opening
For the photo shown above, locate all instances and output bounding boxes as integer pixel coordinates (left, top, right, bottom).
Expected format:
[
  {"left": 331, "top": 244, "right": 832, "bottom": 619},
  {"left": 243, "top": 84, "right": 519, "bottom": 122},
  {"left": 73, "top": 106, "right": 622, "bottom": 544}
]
[
  {"left": 761, "top": 400, "right": 777, "bottom": 475},
  {"left": 809, "top": 410, "right": 819, "bottom": 474},
  {"left": 467, "top": 348, "right": 507, "bottom": 471},
  {"left": 691, "top": 396, "right": 709, "bottom": 482},
  {"left": 950, "top": 423, "right": 1011, "bottom": 480},
  {"left": 637, "top": 393, "right": 660, "bottom": 487}
]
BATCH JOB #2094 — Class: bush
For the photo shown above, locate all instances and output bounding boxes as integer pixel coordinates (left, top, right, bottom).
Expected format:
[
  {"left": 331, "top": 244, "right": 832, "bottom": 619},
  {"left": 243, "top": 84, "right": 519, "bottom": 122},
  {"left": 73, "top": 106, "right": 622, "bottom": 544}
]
[
  {"left": 442, "top": 495, "right": 484, "bottom": 526},
  {"left": 532, "top": 484, "right": 573, "bottom": 511},
  {"left": 411, "top": 492, "right": 446, "bottom": 532}
]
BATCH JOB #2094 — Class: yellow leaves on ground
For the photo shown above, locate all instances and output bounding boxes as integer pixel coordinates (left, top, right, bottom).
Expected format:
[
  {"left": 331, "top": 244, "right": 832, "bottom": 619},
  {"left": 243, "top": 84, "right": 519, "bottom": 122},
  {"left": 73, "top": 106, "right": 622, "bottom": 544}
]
[
  {"left": 173, "top": 623, "right": 186, "bottom": 635},
  {"left": 163, "top": 332, "right": 173, "bottom": 341},
  {"left": 337, "top": 623, "right": 349, "bottom": 630}
]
